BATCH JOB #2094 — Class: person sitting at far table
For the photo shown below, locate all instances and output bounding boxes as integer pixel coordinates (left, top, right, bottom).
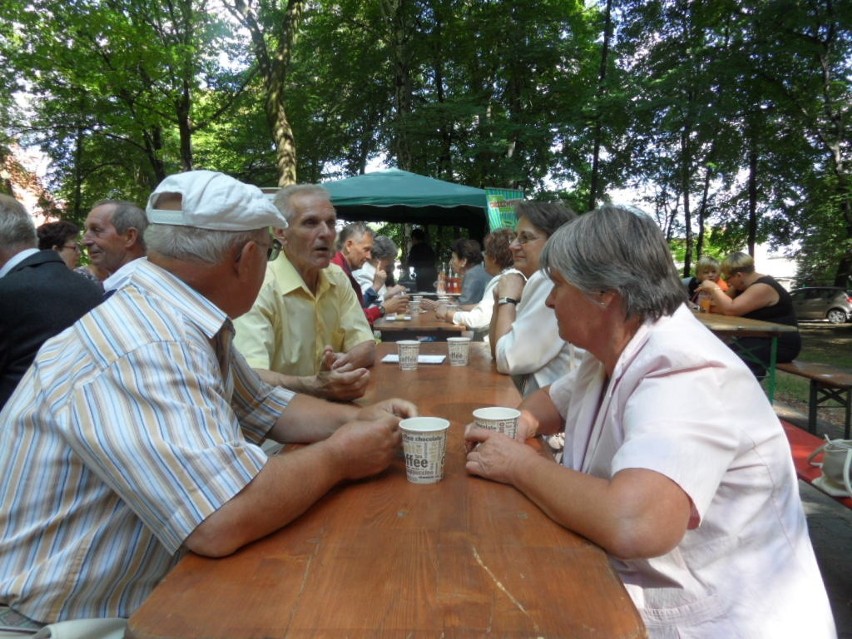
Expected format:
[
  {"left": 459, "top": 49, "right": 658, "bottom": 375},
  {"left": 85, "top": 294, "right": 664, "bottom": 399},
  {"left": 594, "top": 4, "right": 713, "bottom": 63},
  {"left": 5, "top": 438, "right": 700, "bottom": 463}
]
[
  {"left": 0, "top": 170, "right": 415, "bottom": 639},
  {"left": 434, "top": 229, "right": 520, "bottom": 338},
  {"left": 423, "top": 237, "right": 492, "bottom": 313},
  {"left": 353, "top": 235, "right": 407, "bottom": 306},
  {"left": 449, "top": 237, "right": 492, "bottom": 305},
  {"left": 464, "top": 205, "right": 834, "bottom": 638},
  {"left": 332, "top": 222, "right": 408, "bottom": 324},
  {"left": 696, "top": 250, "right": 801, "bottom": 379},
  {"left": 234, "top": 185, "right": 376, "bottom": 401}
]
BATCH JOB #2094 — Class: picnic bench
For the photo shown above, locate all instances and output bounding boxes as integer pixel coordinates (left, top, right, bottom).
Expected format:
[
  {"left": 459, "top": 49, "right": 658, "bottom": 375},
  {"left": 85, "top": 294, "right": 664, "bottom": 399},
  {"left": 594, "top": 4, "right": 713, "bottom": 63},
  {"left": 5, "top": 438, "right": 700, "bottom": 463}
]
[
  {"left": 781, "top": 420, "right": 852, "bottom": 509},
  {"left": 777, "top": 361, "right": 852, "bottom": 438}
]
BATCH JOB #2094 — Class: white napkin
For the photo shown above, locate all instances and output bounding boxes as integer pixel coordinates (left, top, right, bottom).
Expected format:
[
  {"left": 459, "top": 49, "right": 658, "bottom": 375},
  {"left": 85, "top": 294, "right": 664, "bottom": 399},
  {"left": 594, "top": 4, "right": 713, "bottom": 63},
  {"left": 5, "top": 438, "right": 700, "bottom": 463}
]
[{"left": 381, "top": 354, "right": 446, "bottom": 364}]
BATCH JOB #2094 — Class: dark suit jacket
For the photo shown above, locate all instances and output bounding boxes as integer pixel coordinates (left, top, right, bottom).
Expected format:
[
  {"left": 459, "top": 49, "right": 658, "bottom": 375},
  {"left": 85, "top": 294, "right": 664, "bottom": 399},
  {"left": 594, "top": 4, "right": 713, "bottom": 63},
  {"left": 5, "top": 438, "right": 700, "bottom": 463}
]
[{"left": 0, "top": 250, "right": 103, "bottom": 409}]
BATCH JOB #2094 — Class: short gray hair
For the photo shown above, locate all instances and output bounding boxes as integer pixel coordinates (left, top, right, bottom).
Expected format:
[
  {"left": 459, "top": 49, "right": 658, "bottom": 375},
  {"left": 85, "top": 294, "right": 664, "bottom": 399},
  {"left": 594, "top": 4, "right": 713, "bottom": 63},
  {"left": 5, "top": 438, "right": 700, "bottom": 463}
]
[
  {"left": 93, "top": 199, "right": 148, "bottom": 249},
  {"left": 144, "top": 225, "right": 267, "bottom": 265},
  {"left": 540, "top": 205, "right": 686, "bottom": 321},
  {"left": 336, "top": 221, "right": 372, "bottom": 251},
  {"left": 371, "top": 235, "right": 398, "bottom": 261},
  {"left": 273, "top": 185, "right": 332, "bottom": 223},
  {"left": 0, "top": 194, "right": 37, "bottom": 249}
]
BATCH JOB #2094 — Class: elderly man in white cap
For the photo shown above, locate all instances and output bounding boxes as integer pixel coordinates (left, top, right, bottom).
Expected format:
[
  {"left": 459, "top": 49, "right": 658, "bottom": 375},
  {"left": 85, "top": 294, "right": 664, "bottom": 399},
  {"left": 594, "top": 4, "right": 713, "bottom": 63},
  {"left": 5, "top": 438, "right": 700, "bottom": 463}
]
[{"left": 0, "top": 170, "right": 414, "bottom": 638}]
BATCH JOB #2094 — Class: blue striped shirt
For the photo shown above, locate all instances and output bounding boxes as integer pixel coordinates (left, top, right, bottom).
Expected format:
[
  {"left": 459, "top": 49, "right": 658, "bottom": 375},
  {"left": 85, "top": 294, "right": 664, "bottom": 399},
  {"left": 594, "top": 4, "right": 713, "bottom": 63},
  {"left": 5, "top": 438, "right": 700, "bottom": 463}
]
[{"left": 0, "top": 260, "right": 294, "bottom": 622}]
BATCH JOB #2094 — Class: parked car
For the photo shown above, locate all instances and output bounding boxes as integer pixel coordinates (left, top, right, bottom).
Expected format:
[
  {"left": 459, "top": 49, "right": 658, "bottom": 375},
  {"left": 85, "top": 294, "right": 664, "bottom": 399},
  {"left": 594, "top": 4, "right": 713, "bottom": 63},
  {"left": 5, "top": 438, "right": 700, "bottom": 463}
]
[{"left": 789, "top": 287, "right": 852, "bottom": 324}]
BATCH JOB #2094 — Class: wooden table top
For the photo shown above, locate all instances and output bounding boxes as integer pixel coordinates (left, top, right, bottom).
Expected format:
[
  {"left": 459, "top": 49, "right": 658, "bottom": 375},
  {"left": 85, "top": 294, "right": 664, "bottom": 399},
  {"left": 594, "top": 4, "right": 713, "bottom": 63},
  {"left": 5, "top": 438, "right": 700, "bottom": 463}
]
[
  {"left": 126, "top": 342, "right": 645, "bottom": 639},
  {"left": 693, "top": 310, "right": 799, "bottom": 336},
  {"left": 373, "top": 309, "right": 466, "bottom": 335}
]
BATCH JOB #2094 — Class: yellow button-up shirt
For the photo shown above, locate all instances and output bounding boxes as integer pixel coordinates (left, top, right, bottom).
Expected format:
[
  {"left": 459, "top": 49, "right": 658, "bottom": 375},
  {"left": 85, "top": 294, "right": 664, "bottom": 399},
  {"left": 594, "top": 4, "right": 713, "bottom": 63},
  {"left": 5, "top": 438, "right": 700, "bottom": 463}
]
[{"left": 234, "top": 254, "right": 373, "bottom": 375}]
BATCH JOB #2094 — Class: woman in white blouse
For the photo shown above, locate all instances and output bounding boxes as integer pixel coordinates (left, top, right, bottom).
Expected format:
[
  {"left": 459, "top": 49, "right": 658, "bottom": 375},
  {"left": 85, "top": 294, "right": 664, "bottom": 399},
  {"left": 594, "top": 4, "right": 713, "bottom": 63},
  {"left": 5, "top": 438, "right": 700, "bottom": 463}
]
[
  {"left": 489, "top": 201, "right": 582, "bottom": 396},
  {"left": 465, "top": 205, "right": 834, "bottom": 637}
]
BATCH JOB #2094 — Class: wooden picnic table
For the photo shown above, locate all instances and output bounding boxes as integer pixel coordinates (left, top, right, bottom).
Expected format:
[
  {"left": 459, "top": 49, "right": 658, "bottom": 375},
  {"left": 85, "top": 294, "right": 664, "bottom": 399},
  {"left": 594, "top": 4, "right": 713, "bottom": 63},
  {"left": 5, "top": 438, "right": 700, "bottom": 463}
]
[
  {"left": 126, "top": 342, "right": 646, "bottom": 639},
  {"left": 373, "top": 308, "right": 467, "bottom": 341},
  {"left": 693, "top": 311, "right": 799, "bottom": 403}
]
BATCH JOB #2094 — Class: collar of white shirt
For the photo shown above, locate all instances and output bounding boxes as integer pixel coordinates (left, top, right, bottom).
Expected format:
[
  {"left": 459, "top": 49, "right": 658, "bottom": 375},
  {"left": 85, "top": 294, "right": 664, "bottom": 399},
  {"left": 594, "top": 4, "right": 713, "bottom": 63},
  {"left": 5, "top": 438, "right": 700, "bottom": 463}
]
[{"left": 0, "top": 248, "right": 40, "bottom": 278}]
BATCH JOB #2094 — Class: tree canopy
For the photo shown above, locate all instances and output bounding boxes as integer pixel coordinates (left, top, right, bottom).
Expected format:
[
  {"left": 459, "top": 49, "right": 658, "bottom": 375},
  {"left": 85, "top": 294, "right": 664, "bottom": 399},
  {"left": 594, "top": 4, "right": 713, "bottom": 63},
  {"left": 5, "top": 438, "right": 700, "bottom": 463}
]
[{"left": 1, "top": 0, "right": 849, "bottom": 285}]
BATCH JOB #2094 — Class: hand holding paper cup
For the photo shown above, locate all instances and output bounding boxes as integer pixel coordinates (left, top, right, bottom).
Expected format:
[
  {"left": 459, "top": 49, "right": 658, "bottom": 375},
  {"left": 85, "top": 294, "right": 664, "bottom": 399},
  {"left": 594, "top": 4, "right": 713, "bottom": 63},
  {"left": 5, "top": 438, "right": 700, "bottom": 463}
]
[
  {"left": 400, "top": 417, "right": 451, "bottom": 484},
  {"left": 472, "top": 406, "right": 521, "bottom": 439}
]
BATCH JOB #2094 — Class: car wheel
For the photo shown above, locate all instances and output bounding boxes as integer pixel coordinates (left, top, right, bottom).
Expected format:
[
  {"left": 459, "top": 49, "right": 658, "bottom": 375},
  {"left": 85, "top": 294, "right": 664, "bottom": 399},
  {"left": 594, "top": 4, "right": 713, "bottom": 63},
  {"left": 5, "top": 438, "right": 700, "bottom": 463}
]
[{"left": 826, "top": 308, "right": 847, "bottom": 324}]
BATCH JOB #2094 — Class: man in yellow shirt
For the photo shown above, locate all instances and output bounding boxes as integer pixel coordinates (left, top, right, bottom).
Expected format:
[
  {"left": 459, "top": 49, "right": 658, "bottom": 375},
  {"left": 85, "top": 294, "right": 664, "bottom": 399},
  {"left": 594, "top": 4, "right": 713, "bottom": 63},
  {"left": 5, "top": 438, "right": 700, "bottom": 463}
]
[{"left": 234, "top": 185, "right": 376, "bottom": 401}]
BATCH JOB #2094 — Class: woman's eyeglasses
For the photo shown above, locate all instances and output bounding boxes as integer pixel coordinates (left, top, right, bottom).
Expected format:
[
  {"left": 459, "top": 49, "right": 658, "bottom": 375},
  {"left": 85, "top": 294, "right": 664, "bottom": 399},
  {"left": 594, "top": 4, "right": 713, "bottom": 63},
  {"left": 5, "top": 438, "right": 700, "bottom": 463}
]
[
  {"left": 514, "top": 233, "right": 542, "bottom": 245},
  {"left": 61, "top": 243, "right": 82, "bottom": 253}
]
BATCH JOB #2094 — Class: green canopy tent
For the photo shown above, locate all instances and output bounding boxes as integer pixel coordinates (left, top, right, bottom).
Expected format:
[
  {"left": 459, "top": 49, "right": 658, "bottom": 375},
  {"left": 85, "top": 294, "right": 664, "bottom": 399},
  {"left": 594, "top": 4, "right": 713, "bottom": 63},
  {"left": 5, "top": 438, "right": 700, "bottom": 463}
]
[{"left": 322, "top": 169, "right": 490, "bottom": 241}]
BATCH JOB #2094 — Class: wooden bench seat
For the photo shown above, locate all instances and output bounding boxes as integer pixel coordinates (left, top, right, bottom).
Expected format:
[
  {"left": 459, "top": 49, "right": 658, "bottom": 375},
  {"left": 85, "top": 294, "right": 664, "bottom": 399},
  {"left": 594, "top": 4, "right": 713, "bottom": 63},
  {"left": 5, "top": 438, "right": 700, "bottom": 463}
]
[
  {"left": 781, "top": 419, "right": 852, "bottom": 509},
  {"left": 777, "top": 360, "right": 852, "bottom": 438}
]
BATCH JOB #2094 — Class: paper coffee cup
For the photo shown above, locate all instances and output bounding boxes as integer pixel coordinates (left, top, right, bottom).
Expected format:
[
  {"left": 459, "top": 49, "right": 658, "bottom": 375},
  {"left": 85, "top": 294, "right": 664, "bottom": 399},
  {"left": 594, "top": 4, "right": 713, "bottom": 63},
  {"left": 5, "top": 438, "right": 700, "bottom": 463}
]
[
  {"left": 447, "top": 336, "right": 471, "bottom": 366},
  {"left": 399, "top": 417, "right": 451, "bottom": 484},
  {"left": 397, "top": 340, "right": 420, "bottom": 371},
  {"left": 473, "top": 407, "right": 521, "bottom": 439}
]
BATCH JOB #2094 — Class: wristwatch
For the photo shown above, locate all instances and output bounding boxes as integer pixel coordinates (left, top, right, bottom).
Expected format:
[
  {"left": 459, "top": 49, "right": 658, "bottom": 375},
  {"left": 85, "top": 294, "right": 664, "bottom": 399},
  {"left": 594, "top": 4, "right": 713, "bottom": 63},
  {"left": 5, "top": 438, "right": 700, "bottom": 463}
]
[{"left": 497, "top": 297, "right": 519, "bottom": 306}]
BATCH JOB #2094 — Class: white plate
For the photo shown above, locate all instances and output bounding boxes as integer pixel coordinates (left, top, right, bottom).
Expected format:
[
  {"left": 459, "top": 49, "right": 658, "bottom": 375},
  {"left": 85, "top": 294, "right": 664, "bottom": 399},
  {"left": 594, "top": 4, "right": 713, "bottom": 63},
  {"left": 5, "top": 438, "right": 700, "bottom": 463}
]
[{"left": 812, "top": 475, "right": 851, "bottom": 498}]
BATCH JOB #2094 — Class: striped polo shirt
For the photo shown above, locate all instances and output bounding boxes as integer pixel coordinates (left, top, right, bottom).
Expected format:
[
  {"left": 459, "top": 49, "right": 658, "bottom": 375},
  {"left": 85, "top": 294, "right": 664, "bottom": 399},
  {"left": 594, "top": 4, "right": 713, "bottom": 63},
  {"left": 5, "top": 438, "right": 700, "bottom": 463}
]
[{"left": 0, "top": 260, "right": 294, "bottom": 623}]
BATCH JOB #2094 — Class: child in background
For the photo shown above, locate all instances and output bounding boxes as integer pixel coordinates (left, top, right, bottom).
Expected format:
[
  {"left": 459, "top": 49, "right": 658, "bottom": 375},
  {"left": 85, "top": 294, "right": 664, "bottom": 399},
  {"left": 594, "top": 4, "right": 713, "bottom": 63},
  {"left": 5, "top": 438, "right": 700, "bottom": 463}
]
[{"left": 687, "top": 255, "right": 728, "bottom": 304}]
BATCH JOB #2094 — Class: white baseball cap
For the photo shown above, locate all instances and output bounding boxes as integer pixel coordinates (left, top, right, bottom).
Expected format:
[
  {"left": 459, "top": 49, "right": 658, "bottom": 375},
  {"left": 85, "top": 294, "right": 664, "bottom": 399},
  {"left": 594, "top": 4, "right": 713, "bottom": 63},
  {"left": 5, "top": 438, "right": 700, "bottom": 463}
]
[{"left": 145, "top": 170, "right": 288, "bottom": 231}]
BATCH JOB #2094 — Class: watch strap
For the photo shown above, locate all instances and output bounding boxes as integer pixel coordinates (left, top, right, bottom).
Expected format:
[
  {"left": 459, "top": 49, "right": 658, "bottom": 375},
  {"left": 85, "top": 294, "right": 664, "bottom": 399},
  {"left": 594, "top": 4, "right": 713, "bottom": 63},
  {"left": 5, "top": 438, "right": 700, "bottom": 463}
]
[{"left": 497, "top": 297, "right": 520, "bottom": 306}]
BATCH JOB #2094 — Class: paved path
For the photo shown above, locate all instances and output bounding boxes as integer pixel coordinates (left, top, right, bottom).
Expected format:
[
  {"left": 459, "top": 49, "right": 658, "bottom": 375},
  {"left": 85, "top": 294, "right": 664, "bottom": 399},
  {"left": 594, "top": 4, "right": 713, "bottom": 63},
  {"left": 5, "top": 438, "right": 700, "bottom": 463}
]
[{"left": 776, "top": 403, "right": 852, "bottom": 636}]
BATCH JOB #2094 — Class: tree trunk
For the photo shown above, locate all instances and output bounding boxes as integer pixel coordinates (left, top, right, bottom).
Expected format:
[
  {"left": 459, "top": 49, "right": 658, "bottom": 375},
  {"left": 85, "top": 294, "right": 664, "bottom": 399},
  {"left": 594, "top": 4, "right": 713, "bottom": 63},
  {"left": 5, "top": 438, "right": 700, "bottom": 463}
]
[
  {"left": 225, "top": 0, "right": 304, "bottom": 186},
  {"left": 267, "top": 79, "right": 298, "bottom": 186},
  {"left": 72, "top": 124, "right": 85, "bottom": 218},
  {"left": 747, "top": 134, "right": 758, "bottom": 256},
  {"left": 383, "top": 0, "right": 413, "bottom": 171},
  {"left": 142, "top": 125, "right": 167, "bottom": 183},
  {"left": 680, "top": 126, "right": 693, "bottom": 277},
  {"left": 588, "top": 0, "right": 613, "bottom": 212},
  {"left": 695, "top": 162, "right": 713, "bottom": 262},
  {"left": 834, "top": 176, "right": 852, "bottom": 286},
  {"left": 177, "top": 79, "right": 194, "bottom": 172}
]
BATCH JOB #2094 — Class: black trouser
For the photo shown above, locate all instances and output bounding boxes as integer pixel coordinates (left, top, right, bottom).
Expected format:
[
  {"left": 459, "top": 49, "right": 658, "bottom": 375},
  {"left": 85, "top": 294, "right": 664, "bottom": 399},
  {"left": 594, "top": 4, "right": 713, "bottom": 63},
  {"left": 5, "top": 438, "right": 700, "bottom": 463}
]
[{"left": 730, "top": 333, "right": 802, "bottom": 379}]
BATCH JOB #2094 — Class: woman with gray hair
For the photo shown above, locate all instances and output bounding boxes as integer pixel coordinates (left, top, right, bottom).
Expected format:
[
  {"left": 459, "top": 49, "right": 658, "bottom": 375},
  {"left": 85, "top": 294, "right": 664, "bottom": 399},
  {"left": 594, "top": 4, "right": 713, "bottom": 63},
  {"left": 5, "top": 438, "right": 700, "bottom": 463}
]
[{"left": 465, "top": 205, "right": 834, "bottom": 637}]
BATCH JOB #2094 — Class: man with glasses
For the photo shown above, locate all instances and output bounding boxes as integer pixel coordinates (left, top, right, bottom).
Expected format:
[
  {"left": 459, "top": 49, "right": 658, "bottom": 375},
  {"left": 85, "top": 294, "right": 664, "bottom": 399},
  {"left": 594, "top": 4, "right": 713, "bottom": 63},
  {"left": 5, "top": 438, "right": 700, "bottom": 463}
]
[
  {"left": 234, "top": 185, "right": 376, "bottom": 402},
  {"left": 0, "top": 171, "right": 414, "bottom": 637},
  {"left": 0, "top": 195, "right": 102, "bottom": 410}
]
